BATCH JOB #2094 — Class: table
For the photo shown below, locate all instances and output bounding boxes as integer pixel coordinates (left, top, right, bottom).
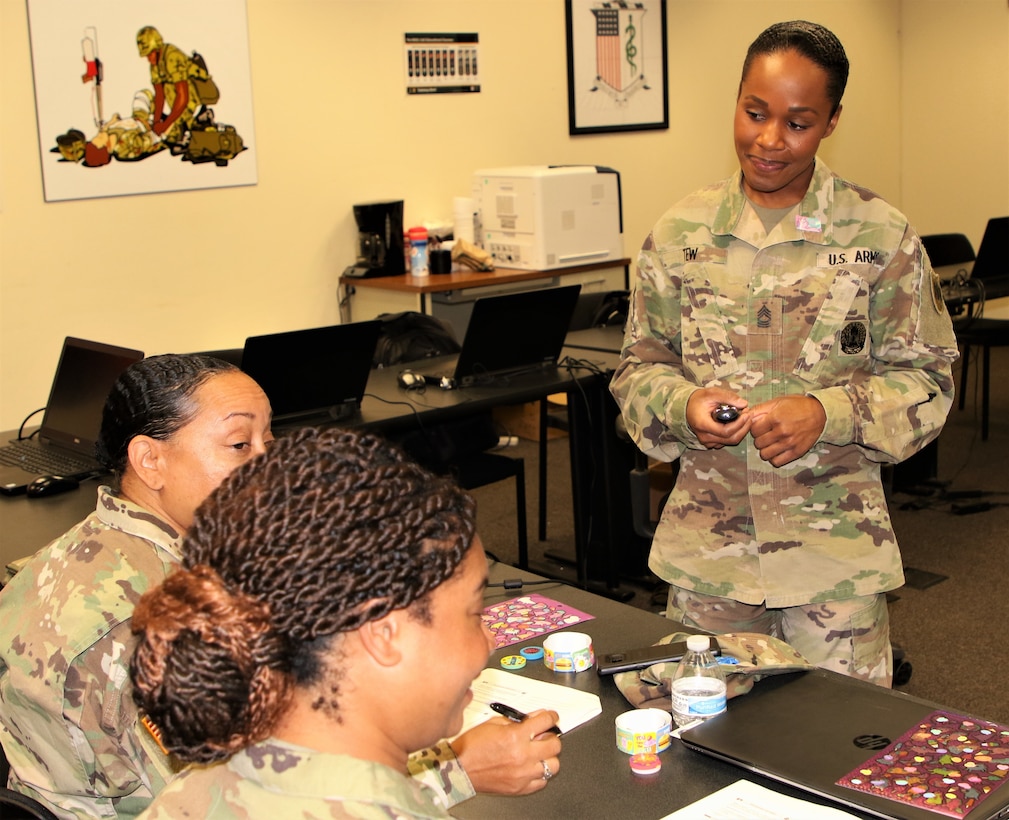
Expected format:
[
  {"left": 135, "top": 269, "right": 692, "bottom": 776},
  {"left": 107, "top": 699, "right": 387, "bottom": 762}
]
[
  {"left": 0, "top": 356, "right": 625, "bottom": 590},
  {"left": 464, "top": 562, "right": 885, "bottom": 819},
  {"left": 0, "top": 472, "right": 99, "bottom": 570},
  {"left": 564, "top": 324, "right": 624, "bottom": 355},
  {"left": 339, "top": 259, "right": 630, "bottom": 326},
  {"left": 942, "top": 275, "right": 1009, "bottom": 317},
  {"left": 358, "top": 358, "right": 631, "bottom": 591}
]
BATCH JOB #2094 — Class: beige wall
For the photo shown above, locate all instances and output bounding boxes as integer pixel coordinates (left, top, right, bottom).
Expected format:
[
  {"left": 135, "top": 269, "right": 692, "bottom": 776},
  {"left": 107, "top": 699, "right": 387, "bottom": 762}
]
[
  {"left": 900, "top": 0, "right": 1009, "bottom": 246},
  {"left": 1, "top": 0, "right": 1006, "bottom": 429}
]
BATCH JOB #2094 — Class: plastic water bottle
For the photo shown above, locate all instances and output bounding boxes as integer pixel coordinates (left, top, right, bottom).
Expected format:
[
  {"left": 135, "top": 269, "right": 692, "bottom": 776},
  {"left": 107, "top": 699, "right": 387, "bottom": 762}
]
[
  {"left": 408, "top": 226, "right": 429, "bottom": 277},
  {"left": 670, "top": 634, "right": 726, "bottom": 728}
]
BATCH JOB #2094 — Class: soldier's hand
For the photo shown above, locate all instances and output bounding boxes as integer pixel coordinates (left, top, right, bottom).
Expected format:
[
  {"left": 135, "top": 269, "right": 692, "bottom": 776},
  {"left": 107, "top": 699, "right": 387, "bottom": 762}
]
[
  {"left": 686, "top": 389, "right": 750, "bottom": 449},
  {"left": 749, "top": 395, "right": 826, "bottom": 467},
  {"left": 450, "top": 711, "right": 562, "bottom": 795}
]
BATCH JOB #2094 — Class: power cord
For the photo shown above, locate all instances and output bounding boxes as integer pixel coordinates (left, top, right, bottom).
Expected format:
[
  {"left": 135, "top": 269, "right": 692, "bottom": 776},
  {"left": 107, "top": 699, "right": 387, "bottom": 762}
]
[
  {"left": 483, "top": 551, "right": 578, "bottom": 591},
  {"left": 17, "top": 408, "right": 46, "bottom": 440},
  {"left": 486, "top": 577, "right": 571, "bottom": 590}
]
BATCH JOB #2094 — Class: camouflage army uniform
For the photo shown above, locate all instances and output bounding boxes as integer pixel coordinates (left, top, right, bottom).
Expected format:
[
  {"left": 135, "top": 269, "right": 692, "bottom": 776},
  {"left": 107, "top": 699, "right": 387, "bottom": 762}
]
[
  {"left": 138, "top": 738, "right": 453, "bottom": 819},
  {"left": 0, "top": 490, "right": 475, "bottom": 819},
  {"left": 149, "top": 43, "right": 204, "bottom": 143},
  {"left": 610, "top": 159, "right": 958, "bottom": 678},
  {"left": 0, "top": 487, "right": 182, "bottom": 819}
]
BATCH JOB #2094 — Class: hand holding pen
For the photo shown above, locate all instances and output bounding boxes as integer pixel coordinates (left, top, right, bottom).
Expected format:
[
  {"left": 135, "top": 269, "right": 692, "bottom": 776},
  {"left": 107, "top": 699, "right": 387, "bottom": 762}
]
[
  {"left": 449, "top": 702, "right": 562, "bottom": 793},
  {"left": 490, "top": 701, "right": 563, "bottom": 735}
]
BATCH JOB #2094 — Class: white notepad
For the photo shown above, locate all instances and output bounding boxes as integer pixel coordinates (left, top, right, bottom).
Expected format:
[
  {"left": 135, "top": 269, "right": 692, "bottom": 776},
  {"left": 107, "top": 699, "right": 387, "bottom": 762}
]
[
  {"left": 459, "top": 667, "right": 602, "bottom": 736},
  {"left": 661, "top": 779, "right": 860, "bottom": 819}
]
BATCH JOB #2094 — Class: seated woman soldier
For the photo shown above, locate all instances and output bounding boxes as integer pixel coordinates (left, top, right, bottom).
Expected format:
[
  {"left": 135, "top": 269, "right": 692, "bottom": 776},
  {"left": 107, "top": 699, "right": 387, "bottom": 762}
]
[{"left": 130, "top": 427, "right": 561, "bottom": 818}]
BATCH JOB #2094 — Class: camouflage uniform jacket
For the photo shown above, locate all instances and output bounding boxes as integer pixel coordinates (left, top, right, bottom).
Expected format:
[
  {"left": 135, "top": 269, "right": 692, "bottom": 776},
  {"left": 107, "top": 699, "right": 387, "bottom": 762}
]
[
  {"left": 0, "top": 488, "right": 475, "bottom": 818},
  {"left": 149, "top": 43, "right": 203, "bottom": 142},
  {"left": 138, "top": 738, "right": 453, "bottom": 819},
  {"left": 0, "top": 487, "right": 182, "bottom": 819},
  {"left": 610, "top": 159, "right": 958, "bottom": 608}
]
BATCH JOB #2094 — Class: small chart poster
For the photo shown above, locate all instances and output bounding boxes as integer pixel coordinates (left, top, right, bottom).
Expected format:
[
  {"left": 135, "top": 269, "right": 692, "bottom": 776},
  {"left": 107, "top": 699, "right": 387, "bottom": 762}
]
[
  {"left": 404, "top": 32, "right": 480, "bottom": 94},
  {"left": 482, "top": 594, "right": 595, "bottom": 649}
]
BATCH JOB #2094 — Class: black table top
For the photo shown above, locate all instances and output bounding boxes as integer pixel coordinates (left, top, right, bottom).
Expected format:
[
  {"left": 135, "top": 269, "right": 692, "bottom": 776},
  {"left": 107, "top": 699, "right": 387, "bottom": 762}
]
[
  {"left": 0, "top": 356, "right": 613, "bottom": 570},
  {"left": 462, "top": 563, "right": 882, "bottom": 820}
]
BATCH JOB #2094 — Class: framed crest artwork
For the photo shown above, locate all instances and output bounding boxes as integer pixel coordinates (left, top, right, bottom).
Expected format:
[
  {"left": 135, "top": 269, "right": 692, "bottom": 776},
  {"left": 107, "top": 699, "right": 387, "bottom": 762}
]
[{"left": 565, "top": 0, "right": 669, "bottom": 135}]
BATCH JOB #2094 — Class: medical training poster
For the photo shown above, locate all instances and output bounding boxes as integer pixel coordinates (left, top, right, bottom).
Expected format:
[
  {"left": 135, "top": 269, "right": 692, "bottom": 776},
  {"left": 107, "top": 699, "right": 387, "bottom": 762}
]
[{"left": 27, "top": 0, "right": 257, "bottom": 202}]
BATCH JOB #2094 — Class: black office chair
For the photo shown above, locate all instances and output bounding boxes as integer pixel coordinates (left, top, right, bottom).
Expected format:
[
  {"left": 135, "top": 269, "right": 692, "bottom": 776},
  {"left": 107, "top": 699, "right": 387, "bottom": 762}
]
[
  {"left": 0, "top": 789, "right": 59, "bottom": 820},
  {"left": 922, "top": 232, "right": 1005, "bottom": 440},
  {"left": 374, "top": 312, "right": 530, "bottom": 569}
]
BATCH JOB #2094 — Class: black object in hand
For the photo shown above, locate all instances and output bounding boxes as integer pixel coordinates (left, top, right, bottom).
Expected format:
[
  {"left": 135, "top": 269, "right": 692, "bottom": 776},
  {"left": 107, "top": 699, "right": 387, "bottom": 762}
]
[{"left": 711, "top": 404, "right": 740, "bottom": 423}]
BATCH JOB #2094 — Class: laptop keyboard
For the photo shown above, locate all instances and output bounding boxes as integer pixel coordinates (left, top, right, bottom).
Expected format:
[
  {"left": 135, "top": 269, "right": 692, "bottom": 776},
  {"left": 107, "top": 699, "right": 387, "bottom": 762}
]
[{"left": 0, "top": 439, "right": 96, "bottom": 476}]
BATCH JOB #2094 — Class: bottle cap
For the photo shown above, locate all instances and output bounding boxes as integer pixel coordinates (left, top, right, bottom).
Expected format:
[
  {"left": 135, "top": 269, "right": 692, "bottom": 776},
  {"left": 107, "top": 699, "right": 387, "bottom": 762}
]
[
  {"left": 408, "top": 226, "right": 428, "bottom": 241},
  {"left": 686, "top": 634, "right": 710, "bottom": 652},
  {"left": 629, "top": 752, "right": 662, "bottom": 775}
]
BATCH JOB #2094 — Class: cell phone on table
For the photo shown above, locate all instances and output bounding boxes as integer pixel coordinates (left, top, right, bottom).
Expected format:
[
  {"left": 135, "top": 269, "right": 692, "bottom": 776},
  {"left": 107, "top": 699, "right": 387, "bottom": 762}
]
[{"left": 597, "top": 641, "right": 720, "bottom": 676}]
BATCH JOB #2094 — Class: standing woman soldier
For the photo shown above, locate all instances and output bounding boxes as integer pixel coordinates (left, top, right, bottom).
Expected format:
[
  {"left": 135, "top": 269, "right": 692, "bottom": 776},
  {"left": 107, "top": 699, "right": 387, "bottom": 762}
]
[
  {"left": 611, "top": 21, "right": 958, "bottom": 686},
  {"left": 130, "top": 428, "right": 561, "bottom": 819}
]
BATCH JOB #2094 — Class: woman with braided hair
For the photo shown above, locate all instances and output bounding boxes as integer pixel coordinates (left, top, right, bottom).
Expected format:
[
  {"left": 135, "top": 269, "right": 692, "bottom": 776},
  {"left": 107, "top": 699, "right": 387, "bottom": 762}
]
[
  {"left": 0, "top": 353, "right": 274, "bottom": 819},
  {"left": 130, "top": 427, "right": 560, "bottom": 819},
  {"left": 0, "top": 356, "right": 560, "bottom": 820}
]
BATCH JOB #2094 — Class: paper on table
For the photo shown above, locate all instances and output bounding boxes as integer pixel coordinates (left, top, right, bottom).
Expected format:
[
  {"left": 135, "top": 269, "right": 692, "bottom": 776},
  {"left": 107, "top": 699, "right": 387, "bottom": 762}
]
[
  {"left": 459, "top": 667, "right": 602, "bottom": 736},
  {"left": 661, "top": 779, "right": 860, "bottom": 819}
]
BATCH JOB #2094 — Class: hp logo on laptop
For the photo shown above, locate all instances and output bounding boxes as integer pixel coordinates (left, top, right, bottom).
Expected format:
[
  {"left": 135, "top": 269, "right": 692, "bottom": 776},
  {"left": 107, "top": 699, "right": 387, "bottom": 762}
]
[{"left": 852, "top": 734, "right": 892, "bottom": 750}]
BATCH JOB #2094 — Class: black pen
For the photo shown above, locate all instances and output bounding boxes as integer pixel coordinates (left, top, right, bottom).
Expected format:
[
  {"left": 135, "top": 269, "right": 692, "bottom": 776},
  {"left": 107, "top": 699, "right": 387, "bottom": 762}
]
[{"left": 489, "top": 701, "right": 562, "bottom": 735}]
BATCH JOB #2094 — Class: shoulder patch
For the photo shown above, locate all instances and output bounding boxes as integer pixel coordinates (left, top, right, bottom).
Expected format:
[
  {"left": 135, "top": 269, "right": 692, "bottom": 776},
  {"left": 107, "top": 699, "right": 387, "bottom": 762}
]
[{"left": 931, "top": 268, "right": 947, "bottom": 315}]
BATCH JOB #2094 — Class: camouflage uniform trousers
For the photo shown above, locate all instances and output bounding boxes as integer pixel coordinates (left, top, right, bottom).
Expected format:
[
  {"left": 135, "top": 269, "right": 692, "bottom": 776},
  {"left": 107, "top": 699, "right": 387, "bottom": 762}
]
[{"left": 665, "top": 585, "right": 892, "bottom": 687}]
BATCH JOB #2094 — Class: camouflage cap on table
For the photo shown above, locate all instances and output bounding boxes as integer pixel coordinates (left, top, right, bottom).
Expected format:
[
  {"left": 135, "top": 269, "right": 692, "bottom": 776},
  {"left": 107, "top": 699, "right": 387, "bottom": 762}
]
[{"left": 614, "top": 632, "right": 813, "bottom": 710}]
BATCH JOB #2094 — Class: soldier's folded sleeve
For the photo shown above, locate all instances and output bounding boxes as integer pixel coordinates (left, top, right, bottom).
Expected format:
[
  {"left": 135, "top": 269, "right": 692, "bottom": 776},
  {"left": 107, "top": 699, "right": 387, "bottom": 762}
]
[{"left": 406, "top": 740, "right": 475, "bottom": 808}]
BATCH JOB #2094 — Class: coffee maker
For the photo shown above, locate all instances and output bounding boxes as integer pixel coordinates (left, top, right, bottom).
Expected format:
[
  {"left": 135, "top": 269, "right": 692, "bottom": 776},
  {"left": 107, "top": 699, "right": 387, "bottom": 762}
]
[{"left": 345, "top": 200, "right": 405, "bottom": 278}]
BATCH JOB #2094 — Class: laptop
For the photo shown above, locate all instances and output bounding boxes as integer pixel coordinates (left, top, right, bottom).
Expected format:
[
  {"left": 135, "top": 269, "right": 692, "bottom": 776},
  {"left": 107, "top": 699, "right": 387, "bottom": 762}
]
[
  {"left": 240, "top": 320, "right": 381, "bottom": 425},
  {"left": 415, "top": 285, "right": 581, "bottom": 388},
  {"left": 0, "top": 337, "right": 144, "bottom": 496},
  {"left": 680, "top": 669, "right": 1009, "bottom": 820}
]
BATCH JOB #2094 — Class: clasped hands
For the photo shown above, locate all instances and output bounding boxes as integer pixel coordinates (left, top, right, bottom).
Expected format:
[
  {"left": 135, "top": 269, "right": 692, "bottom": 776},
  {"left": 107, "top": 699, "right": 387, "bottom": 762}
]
[{"left": 686, "top": 389, "right": 826, "bottom": 467}]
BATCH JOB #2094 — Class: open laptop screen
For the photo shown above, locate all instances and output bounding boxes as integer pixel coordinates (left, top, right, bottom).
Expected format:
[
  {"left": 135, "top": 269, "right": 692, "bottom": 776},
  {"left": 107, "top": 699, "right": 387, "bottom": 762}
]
[
  {"left": 41, "top": 337, "right": 145, "bottom": 456},
  {"left": 452, "top": 284, "right": 581, "bottom": 386},
  {"left": 241, "top": 321, "right": 381, "bottom": 423}
]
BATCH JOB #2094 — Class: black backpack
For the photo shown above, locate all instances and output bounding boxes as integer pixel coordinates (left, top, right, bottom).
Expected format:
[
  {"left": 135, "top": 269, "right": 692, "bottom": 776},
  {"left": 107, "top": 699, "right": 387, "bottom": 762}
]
[{"left": 373, "top": 312, "right": 461, "bottom": 368}]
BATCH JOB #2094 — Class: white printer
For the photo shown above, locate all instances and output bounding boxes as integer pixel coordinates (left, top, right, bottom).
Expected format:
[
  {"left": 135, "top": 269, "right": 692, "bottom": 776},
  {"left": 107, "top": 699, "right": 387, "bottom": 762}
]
[{"left": 472, "top": 165, "right": 623, "bottom": 270}]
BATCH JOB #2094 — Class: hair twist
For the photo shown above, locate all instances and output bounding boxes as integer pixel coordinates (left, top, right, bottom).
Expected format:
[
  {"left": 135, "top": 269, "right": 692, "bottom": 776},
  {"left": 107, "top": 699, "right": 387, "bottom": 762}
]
[
  {"left": 132, "top": 427, "right": 476, "bottom": 762},
  {"left": 131, "top": 564, "right": 291, "bottom": 763}
]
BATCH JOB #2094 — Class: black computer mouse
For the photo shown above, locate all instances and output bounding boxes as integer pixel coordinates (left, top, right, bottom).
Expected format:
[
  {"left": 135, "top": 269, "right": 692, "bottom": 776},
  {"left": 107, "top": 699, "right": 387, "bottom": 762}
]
[{"left": 26, "top": 474, "right": 80, "bottom": 498}]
